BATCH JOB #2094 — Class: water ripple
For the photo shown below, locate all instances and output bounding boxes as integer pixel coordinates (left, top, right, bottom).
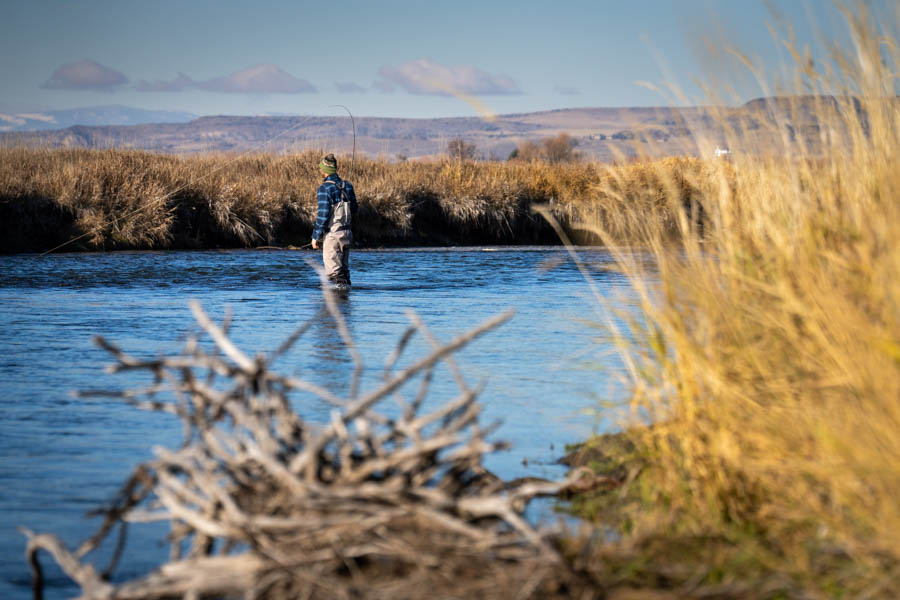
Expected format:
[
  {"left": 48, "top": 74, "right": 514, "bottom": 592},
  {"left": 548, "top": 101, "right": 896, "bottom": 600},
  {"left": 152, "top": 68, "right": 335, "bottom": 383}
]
[{"left": 0, "top": 247, "right": 637, "bottom": 598}]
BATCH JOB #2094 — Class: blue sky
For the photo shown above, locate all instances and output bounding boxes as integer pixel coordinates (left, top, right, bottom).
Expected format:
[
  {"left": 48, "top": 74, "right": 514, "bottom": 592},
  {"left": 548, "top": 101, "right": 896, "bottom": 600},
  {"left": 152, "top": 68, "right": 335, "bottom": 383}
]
[{"left": 1, "top": 1, "right": 889, "bottom": 118}]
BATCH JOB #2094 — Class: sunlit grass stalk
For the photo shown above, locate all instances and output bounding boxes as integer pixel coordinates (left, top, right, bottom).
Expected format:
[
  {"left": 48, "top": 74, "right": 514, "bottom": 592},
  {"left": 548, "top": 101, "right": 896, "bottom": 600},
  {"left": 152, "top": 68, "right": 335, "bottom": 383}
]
[
  {"left": 570, "top": 4, "right": 900, "bottom": 595},
  {"left": 0, "top": 148, "right": 709, "bottom": 252}
]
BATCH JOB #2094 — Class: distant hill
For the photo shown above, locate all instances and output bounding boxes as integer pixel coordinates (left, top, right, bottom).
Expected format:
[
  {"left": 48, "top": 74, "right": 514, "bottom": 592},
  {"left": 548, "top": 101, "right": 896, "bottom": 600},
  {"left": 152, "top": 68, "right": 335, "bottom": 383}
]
[
  {"left": 0, "top": 98, "right": 853, "bottom": 160},
  {"left": 0, "top": 104, "right": 196, "bottom": 132}
]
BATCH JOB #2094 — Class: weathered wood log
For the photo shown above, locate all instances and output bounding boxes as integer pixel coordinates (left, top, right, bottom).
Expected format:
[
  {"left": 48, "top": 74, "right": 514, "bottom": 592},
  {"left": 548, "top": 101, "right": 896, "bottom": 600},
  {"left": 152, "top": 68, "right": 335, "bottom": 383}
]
[{"left": 21, "top": 265, "right": 585, "bottom": 599}]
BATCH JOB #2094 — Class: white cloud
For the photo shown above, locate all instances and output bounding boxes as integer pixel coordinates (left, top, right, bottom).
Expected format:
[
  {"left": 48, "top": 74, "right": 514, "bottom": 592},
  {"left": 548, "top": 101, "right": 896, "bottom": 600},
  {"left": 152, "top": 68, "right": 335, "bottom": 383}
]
[
  {"left": 16, "top": 113, "right": 57, "bottom": 123},
  {"left": 0, "top": 113, "right": 25, "bottom": 125},
  {"left": 196, "top": 64, "right": 315, "bottom": 94},
  {"left": 136, "top": 64, "right": 316, "bottom": 94},
  {"left": 40, "top": 59, "right": 128, "bottom": 92},
  {"left": 376, "top": 58, "right": 521, "bottom": 96}
]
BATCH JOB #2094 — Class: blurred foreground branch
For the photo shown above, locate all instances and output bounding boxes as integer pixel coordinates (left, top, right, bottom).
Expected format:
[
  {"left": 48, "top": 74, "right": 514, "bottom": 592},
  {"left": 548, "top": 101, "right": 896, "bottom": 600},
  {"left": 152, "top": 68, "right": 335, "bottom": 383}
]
[{"left": 21, "top": 269, "right": 598, "bottom": 599}]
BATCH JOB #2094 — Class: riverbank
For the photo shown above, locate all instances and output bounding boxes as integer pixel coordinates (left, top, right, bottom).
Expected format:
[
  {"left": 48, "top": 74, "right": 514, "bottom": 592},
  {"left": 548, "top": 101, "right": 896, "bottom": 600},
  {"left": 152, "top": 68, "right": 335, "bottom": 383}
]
[
  {"left": 0, "top": 147, "right": 711, "bottom": 253},
  {"left": 552, "top": 71, "right": 900, "bottom": 599},
  {"left": 8, "top": 4, "right": 900, "bottom": 598}
]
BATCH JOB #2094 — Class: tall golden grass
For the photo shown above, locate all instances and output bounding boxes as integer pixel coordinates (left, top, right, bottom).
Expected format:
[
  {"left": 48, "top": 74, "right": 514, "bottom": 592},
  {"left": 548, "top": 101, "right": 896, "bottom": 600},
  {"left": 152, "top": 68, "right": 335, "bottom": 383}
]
[
  {"left": 4, "top": 9, "right": 896, "bottom": 596},
  {"left": 568, "top": 5, "right": 900, "bottom": 596},
  {"left": 0, "top": 146, "right": 714, "bottom": 252}
]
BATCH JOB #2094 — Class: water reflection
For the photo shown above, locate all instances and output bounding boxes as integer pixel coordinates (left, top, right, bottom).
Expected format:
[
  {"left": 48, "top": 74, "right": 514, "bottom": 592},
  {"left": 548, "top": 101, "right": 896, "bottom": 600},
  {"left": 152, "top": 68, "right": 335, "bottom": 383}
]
[
  {"left": 0, "top": 247, "right": 638, "bottom": 599},
  {"left": 310, "top": 292, "right": 354, "bottom": 400}
]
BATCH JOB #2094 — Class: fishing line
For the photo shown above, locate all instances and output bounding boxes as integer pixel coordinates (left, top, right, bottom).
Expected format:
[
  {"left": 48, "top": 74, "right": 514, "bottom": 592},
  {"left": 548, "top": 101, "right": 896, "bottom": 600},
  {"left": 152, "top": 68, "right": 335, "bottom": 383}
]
[
  {"left": 258, "top": 107, "right": 354, "bottom": 253},
  {"left": 40, "top": 109, "right": 342, "bottom": 256},
  {"left": 329, "top": 104, "right": 356, "bottom": 182}
]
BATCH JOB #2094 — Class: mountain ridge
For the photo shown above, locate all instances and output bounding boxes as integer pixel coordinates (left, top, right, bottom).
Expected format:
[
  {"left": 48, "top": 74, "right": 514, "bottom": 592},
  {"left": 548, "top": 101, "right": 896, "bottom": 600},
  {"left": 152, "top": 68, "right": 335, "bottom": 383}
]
[
  {"left": 0, "top": 97, "right": 849, "bottom": 160},
  {"left": 0, "top": 104, "right": 196, "bottom": 133}
]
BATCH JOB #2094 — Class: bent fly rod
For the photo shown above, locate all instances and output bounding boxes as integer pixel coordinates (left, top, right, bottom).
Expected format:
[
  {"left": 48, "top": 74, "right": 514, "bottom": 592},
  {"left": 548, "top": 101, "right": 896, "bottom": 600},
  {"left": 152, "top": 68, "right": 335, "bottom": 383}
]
[
  {"left": 329, "top": 104, "right": 356, "bottom": 182},
  {"left": 39, "top": 107, "right": 350, "bottom": 256}
]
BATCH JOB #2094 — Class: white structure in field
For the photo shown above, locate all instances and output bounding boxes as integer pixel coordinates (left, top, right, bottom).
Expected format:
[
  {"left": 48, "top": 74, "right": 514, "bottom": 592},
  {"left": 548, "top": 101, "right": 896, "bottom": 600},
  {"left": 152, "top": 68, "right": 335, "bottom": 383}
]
[{"left": 715, "top": 146, "right": 731, "bottom": 157}]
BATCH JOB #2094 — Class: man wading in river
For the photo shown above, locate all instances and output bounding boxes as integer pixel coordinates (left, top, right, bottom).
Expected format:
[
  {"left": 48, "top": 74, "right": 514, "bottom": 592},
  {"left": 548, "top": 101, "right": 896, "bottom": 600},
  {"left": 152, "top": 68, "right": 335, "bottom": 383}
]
[{"left": 311, "top": 154, "right": 358, "bottom": 289}]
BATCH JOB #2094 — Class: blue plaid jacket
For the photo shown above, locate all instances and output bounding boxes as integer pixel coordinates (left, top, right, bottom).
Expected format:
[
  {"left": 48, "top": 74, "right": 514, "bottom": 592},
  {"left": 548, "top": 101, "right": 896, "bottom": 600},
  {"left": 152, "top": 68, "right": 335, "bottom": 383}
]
[{"left": 311, "top": 174, "right": 358, "bottom": 241}]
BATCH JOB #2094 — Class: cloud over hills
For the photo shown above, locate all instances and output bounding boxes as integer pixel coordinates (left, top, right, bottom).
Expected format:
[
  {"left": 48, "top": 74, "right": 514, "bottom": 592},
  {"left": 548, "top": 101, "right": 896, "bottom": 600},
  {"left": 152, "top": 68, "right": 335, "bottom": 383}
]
[
  {"left": 41, "top": 59, "right": 128, "bottom": 92},
  {"left": 197, "top": 64, "right": 315, "bottom": 94},
  {"left": 136, "top": 64, "right": 315, "bottom": 94},
  {"left": 376, "top": 58, "right": 521, "bottom": 96},
  {"left": 37, "top": 58, "right": 520, "bottom": 99}
]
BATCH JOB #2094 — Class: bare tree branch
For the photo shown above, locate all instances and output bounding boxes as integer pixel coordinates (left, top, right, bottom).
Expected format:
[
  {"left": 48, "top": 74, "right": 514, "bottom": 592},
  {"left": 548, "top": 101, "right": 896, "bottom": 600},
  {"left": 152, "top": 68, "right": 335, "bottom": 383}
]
[{"left": 18, "top": 280, "right": 593, "bottom": 599}]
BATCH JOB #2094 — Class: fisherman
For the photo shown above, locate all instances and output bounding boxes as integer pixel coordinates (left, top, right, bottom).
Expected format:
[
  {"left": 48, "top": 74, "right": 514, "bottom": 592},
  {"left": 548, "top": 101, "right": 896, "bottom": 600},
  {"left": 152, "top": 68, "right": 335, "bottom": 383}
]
[{"left": 311, "top": 153, "right": 358, "bottom": 288}]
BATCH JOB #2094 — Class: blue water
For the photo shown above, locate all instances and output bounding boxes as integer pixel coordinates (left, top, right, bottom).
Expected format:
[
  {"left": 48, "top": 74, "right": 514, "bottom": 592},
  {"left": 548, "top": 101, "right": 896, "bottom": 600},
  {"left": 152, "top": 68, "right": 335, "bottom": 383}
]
[{"left": 0, "top": 247, "right": 635, "bottom": 598}]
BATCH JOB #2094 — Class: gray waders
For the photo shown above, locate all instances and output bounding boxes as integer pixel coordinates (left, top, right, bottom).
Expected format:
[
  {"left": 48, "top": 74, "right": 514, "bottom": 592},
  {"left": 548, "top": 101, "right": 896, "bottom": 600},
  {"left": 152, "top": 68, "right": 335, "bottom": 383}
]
[{"left": 323, "top": 184, "right": 353, "bottom": 286}]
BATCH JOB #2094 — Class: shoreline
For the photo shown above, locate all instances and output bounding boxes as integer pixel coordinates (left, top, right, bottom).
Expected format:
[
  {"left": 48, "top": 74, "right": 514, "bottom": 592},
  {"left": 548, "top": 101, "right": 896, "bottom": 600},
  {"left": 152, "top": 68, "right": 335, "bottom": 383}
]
[
  {"left": 5, "top": 243, "right": 619, "bottom": 257},
  {"left": 0, "top": 147, "right": 703, "bottom": 255}
]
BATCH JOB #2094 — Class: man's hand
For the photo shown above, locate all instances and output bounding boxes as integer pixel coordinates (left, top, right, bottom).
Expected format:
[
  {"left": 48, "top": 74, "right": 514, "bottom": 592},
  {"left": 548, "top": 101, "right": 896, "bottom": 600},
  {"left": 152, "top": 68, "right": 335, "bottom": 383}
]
[{"left": 311, "top": 239, "right": 318, "bottom": 250}]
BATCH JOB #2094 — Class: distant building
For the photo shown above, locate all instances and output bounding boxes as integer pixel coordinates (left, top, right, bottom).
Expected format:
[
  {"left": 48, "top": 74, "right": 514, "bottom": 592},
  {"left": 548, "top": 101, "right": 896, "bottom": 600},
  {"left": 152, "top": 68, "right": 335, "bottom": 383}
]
[{"left": 715, "top": 146, "right": 731, "bottom": 157}]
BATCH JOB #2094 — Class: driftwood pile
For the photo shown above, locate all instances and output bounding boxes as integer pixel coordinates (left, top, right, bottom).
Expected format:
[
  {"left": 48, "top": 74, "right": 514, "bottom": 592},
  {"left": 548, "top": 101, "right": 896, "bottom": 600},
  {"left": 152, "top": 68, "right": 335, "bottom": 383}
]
[{"left": 21, "top": 272, "right": 597, "bottom": 599}]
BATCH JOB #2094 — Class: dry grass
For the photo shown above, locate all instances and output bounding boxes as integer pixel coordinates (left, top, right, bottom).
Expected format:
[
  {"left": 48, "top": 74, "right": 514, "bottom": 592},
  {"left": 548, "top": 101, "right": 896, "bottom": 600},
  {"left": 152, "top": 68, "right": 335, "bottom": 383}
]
[
  {"left": 566, "top": 5, "right": 900, "bottom": 597},
  {"left": 0, "top": 146, "right": 712, "bottom": 253},
  {"left": 8, "top": 5, "right": 898, "bottom": 597}
]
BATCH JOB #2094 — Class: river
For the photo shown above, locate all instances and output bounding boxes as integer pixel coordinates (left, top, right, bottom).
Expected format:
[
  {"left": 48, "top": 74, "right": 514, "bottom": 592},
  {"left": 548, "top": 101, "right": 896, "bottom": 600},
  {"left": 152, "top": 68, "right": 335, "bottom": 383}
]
[{"left": 0, "top": 247, "right": 635, "bottom": 598}]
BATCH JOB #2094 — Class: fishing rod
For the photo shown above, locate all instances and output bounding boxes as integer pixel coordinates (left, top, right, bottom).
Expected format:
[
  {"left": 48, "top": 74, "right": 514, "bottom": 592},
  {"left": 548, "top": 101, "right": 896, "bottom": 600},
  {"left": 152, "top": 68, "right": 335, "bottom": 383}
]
[
  {"left": 329, "top": 104, "right": 356, "bottom": 182},
  {"left": 266, "top": 105, "right": 354, "bottom": 251},
  {"left": 302, "top": 105, "right": 356, "bottom": 254},
  {"left": 40, "top": 111, "right": 328, "bottom": 256}
]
